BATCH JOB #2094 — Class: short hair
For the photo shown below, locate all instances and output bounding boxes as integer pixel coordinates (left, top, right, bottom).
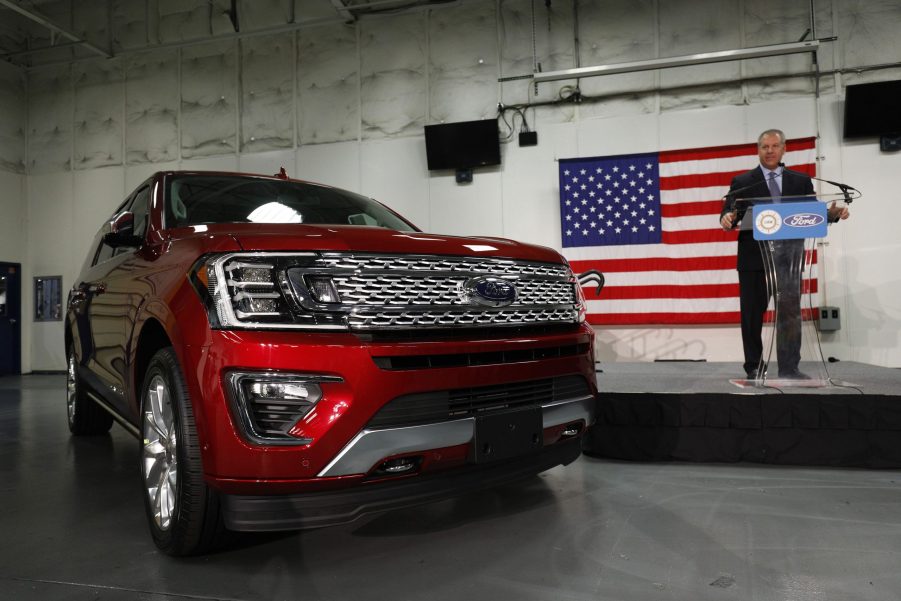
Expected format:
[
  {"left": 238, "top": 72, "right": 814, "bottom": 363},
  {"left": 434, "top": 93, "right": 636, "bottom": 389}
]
[{"left": 758, "top": 129, "right": 786, "bottom": 146}]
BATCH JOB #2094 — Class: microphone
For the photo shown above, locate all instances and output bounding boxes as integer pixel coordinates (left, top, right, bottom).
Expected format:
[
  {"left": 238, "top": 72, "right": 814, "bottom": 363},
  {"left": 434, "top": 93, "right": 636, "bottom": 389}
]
[
  {"left": 722, "top": 171, "right": 780, "bottom": 229},
  {"left": 778, "top": 162, "right": 860, "bottom": 198}
]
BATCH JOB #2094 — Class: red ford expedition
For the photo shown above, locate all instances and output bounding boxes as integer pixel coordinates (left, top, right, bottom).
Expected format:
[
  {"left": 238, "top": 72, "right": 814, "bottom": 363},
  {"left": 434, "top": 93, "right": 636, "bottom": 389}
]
[{"left": 65, "top": 171, "right": 597, "bottom": 555}]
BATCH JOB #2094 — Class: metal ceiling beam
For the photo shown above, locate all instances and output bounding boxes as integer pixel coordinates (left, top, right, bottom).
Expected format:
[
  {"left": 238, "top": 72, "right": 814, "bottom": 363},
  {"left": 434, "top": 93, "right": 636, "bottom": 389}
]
[
  {"left": 532, "top": 40, "right": 820, "bottom": 83},
  {"left": 0, "top": 0, "right": 111, "bottom": 58},
  {"left": 329, "top": 0, "right": 355, "bottom": 22}
]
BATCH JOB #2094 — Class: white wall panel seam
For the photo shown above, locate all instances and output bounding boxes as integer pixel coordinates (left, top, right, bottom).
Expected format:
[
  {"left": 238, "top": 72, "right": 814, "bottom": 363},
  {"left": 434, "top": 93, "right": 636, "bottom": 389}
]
[
  {"left": 177, "top": 46, "right": 182, "bottom": 164},
  {"left": 355, "top": 21, "right": 363, "bottom": 194},
  {"left": 292, "top": 30, "right": 298, "bottom": 150},
  {"left": 236, "top": 38, "right": 243, "bottom": 155}
]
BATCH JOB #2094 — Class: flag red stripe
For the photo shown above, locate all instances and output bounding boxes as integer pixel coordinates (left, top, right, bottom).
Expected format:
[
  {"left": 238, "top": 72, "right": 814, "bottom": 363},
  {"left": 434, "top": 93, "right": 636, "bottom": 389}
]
[
  {"left": 570, "top": 252, "right": 818, "bottom": 275},
  {"left": 587, "top": 283, "right": 738, "bottom": 300},
  {"left": 660, "top": 200, "right": 725, "bottom": 217},
  {"left": 570, "top": 256, "right": 737, "bottom": 273},
  {"left": 661, "top": 229, "right": 738, "bottom": 244},
  {"left": 659, "top": 137, "right": 817, "bottom": 163},
  {"left": 585, "top": 279, "right": 818, "bottom": 300},
  {"left": 588, "top": 312, "right": 739, "bottom": 325},
  {"left": 587, "top": 307, "right": 819, "bottom": 326},
  {"left": 660, "top": 162, "right": 816, "bottom": 191}
]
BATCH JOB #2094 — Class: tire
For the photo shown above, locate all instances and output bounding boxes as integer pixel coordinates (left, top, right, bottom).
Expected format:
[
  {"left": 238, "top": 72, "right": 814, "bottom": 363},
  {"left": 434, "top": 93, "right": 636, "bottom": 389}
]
[
  {"left": 67, "top": 351, "right": 113, "bottom": 435},
  {"left": 140, "top": 347, "right": 225, "bottom": 556}
]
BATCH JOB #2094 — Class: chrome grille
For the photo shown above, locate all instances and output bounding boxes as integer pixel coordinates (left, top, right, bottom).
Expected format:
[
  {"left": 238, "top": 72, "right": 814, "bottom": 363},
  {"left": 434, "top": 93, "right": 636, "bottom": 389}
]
[
  {"left": 348, "top": 307, "right": 577, "bottom": 329},
  {"left": 331, "top": 275, "right": 574, "bottom": 307},
  {"left": 315, "top": 254, "right": 570, "bottom": 277},
  {"left": 280, "top": 252, "right": 581, "bottom": 331}
]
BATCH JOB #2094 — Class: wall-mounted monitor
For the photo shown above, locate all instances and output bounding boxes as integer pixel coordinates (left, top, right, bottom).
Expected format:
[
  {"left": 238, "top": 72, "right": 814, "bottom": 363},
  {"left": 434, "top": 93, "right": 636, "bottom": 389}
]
[
  {"left": 424, "top": 119, "right": 501, "bottom": 170},
  {"left": 843, "top": 79, "right": 901, "bottom": 139}
]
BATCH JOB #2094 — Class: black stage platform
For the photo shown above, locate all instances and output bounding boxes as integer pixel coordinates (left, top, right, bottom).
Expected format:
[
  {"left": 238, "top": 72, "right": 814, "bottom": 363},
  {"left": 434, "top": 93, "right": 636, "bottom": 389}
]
[{"left": 584, "top": 361, "right": 901, "bottom": 468}]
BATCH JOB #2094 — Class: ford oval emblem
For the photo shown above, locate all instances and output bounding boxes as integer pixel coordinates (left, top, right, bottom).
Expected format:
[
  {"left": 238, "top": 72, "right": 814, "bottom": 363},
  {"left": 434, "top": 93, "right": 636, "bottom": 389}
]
[
  {"left": 785, "top": 213, "right": 825, "bottom": 227},
  {"left": 462, "top": 277, "right": 517, "bottom": 307}
]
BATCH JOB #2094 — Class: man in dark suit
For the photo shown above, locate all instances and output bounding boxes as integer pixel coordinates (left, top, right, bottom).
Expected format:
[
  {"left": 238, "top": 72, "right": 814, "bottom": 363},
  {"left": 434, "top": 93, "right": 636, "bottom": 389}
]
[{"left": 720, "top": 129, "right": 849, "bottom": 379}]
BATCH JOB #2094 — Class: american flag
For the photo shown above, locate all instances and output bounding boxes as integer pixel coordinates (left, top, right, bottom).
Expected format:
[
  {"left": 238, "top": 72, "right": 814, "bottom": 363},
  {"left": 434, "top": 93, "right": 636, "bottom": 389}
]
[{"left": 561, "top": 137, "right": 818, "bottom": 325}]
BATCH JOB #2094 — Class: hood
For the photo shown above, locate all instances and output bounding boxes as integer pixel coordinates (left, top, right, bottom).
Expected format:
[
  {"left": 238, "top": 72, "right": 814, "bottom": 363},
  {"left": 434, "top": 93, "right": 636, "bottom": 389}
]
[{"left": 170, "top": 223, "right": 567, "bottom": 265}]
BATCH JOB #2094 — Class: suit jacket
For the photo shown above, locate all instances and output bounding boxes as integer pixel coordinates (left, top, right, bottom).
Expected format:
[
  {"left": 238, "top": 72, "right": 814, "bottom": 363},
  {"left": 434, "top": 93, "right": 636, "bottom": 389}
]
[{"left": 721, "top": 167, "right": 815, "bottom": 271}]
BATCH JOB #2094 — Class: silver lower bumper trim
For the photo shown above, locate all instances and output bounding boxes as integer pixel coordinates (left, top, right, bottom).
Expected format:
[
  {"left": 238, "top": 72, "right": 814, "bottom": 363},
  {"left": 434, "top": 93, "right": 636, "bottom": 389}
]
[{"left": 318, "top": 394, "right": 594, "bottom": 477}]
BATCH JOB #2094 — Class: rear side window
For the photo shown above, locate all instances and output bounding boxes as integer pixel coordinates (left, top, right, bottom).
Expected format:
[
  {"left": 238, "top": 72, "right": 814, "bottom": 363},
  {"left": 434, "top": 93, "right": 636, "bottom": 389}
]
[{"left": 165, "top": 175, "right": 416, "bottom": 232}]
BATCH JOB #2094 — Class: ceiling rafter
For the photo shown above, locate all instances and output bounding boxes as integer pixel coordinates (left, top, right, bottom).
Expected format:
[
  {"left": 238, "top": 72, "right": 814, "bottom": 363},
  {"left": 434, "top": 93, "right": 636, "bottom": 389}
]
[{"left": 0, "top": 0, "right": 111, "bottom": 59}]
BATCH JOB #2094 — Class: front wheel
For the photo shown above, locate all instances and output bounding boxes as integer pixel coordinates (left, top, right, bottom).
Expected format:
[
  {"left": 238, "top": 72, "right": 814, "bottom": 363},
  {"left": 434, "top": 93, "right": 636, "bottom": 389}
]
[{"left": 140, "top": 347, "right": 224, "bottom": 555}]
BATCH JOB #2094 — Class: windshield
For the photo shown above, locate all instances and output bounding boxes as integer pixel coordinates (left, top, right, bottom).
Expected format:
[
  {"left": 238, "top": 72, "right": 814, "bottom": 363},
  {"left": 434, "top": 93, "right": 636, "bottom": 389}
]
[{"left": 165, "top": 175, "right": 416, "bottom": 231}]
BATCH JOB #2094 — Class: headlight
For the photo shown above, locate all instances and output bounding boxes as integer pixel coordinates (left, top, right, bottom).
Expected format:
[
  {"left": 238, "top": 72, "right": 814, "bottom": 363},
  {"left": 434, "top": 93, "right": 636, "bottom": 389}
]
[{"left": 190, "top": 252, "right": 347, "bottom": 330}]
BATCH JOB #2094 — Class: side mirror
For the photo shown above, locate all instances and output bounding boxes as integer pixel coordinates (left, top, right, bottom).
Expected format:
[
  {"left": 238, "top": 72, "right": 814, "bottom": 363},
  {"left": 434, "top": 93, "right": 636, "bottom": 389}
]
[{"left": 103, "top": 211, "right": 141, "bottom": 248}]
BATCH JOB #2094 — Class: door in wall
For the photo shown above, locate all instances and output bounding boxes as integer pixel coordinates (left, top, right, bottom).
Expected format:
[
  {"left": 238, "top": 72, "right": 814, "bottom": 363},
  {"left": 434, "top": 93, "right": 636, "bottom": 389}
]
[{"left": 0, "top": 262, "right": 21, "bottom": 376}]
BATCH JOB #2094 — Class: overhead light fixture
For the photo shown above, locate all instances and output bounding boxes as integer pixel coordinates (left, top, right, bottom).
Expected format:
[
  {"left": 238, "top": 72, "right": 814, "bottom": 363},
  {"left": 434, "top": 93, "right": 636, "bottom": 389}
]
[{"left": 531, "top": 40, "right": 820, "bottom": 84}]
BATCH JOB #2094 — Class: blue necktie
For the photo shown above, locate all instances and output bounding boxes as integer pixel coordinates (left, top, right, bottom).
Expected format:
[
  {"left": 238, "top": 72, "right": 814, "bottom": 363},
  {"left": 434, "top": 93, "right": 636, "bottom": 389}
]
[{"left": 767, "top": 171, "right": 781, "bottom": 200}]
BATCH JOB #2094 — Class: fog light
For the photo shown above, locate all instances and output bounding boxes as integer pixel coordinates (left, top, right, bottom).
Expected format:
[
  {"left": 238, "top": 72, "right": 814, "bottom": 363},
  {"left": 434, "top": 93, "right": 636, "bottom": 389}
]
[
  {"left": 375, "top": 456, "right": 421, "bottom": 475},
  {"left": 249, "top": 381, "right": 319, "bottom": 402},
  {"left": 561, "top": 423, "right": 582, "bottom": 438},
  {"left": 227, "top": 372, "right": 341, "bottom": 445}
]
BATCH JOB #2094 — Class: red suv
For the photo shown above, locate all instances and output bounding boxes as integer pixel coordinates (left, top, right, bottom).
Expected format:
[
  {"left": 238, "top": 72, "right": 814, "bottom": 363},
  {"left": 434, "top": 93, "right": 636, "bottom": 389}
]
[{"left": 65, "top": 171, "right": 596, "bottom": 555}]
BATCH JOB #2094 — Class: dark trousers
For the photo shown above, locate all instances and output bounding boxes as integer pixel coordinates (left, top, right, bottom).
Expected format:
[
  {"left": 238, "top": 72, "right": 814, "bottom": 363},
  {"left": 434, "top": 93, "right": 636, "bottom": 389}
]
[{"left": 738, "top": 240, "right": 804, "bottom": 376}]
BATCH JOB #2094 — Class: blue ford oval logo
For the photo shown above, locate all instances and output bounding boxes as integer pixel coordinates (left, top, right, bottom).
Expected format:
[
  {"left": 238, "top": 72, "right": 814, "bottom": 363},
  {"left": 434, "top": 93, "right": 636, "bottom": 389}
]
[
  {"left": 462, "top": 277, "right": 517, "bottom": 307},
  {"left": 785, "top": 213, "right": 825, "bottom": 227}
]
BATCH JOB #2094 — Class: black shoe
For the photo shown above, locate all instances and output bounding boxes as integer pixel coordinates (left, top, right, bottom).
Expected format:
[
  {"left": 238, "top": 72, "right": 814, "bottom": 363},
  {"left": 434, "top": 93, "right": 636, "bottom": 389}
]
[
  {"left": 746, "top": 365, "right": 767, "bottom": 379},
  {"left": 778, "top": 369, "right": 809, "bottom": 380}
]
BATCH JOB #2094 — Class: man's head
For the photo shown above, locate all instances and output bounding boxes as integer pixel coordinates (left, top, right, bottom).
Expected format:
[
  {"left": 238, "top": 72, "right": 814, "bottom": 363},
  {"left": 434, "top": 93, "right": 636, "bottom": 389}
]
[{"left": 757, "top": 129, "right": 786, "bottom": 171}]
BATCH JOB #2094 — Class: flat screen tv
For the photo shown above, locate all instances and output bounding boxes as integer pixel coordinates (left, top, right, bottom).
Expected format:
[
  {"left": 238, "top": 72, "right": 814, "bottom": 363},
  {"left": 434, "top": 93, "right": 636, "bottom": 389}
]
[
  {"left": 843, "top": 79, "right": 901, "bottom": 139},
  {"left": 424, "top": 119, "right": 501, "bottom": 170}
]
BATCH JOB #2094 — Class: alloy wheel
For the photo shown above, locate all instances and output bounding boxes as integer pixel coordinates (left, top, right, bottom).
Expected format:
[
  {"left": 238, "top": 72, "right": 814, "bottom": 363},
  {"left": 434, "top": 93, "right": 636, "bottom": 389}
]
[
  {"left": 142, "top": 374, "right": 179, "bottom": 531},
  {"left": 66, "top": 355, "right": 77, "bottom": 424}
]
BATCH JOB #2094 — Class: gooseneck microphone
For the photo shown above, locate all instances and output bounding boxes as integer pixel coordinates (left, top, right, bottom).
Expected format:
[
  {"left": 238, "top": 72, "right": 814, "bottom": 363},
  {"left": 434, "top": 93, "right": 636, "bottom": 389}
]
[
  {"left": 778, "top": 162, "right": 860, "bottom": 200},
  {"left": 722, "top": 170, "right": 781, "bottom": 229}
]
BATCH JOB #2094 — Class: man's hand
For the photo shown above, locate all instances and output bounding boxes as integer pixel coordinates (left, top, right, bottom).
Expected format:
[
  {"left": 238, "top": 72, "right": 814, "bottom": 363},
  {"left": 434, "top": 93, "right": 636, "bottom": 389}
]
[
  {"left": 720, "top": 211, "right": 738, "bottom": 230},
  {"left": 828, "top": 202, "right": 850, "bottom": 222}
]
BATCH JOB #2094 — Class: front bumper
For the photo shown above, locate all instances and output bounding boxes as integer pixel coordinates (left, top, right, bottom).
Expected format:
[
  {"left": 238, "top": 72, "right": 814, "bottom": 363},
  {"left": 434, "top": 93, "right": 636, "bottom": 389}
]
[
  {"left": 222, "top": 437, "right": 582, "bottom": 531},
  {"left": 180, "top": 326, "right": 597, "bottom": 492}
]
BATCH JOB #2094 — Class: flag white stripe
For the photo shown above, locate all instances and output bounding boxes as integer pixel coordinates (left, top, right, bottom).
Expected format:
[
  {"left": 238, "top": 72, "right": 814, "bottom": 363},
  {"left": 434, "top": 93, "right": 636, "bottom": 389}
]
[
  {"left": 660, "top": 187, "right": 730, "bottom": 203},
  {"left": 662, "top": 214, "right": 724, "bottom": 232},
  {"left": 564, "top": 241, "right": 736, "bottom": 261},
  {"left": 597, "top": 270, "right": 738, "bottom": 286},
  {"left": 596, "top": 272, "right": 816, "bottom": 288},
  {"left": 586, "top": 293, "right": 821, "bottom": 315},
  {"left": 586, "top": 297, "right": 739, "bottom": 313}
]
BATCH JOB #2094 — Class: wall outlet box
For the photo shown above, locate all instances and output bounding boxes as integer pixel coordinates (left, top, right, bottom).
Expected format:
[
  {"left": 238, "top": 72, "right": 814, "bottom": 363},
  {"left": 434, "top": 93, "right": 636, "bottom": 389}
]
[
  {"left": 819, "top": 306, "right": 841, "bottom": 331},
  {"left": 880, "top": 134, "right": 901, "bottom": 152},
  {"left": 519, "top": 131, "right": 538, "bottom": 147}
]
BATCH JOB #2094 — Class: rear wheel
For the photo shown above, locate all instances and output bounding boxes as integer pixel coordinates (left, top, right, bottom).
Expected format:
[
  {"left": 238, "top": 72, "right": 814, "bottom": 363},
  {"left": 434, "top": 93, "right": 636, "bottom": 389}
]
[
  {"left": 140, "top": 347, "right": 224, "bottom": 556},
  {"left": 66, "top": 352, "right": 113, "bottom": 435}
]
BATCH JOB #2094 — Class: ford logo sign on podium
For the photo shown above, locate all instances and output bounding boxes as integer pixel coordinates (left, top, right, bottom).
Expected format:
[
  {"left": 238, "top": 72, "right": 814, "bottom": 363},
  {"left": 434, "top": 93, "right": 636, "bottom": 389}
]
[
  {"left": 753, "top": 200, "right": 828, "bottom": 240},
  {"left": 462, "top": 276, "right": 517, "bottom": 307}
]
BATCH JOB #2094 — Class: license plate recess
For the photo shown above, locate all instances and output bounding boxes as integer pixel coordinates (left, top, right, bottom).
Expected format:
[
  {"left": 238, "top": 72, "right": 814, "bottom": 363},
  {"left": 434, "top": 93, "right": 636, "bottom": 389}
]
[{"left": 473, "top": 406, "right": 543, "bottom": 463}]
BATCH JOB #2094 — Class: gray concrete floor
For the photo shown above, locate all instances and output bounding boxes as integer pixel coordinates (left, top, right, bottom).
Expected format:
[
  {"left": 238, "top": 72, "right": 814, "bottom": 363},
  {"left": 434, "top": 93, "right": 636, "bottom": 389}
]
[{"left": 2, "top": 374, "right": 901, "bottom": 601}]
